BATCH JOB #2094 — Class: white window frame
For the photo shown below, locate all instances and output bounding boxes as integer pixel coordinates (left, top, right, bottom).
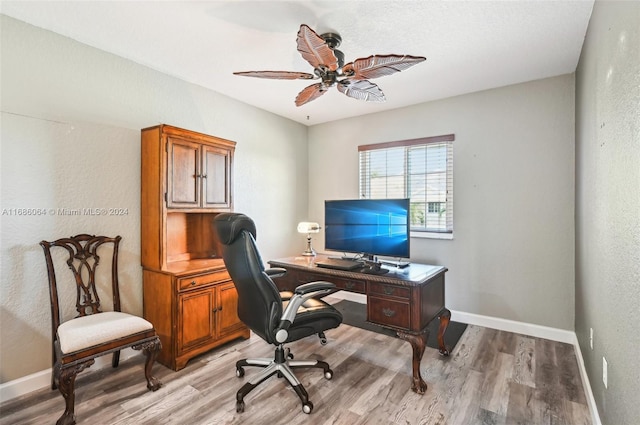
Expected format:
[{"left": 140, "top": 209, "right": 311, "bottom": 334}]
[{"left": 358, "top": 134, "right": 454, "bottom": 238}]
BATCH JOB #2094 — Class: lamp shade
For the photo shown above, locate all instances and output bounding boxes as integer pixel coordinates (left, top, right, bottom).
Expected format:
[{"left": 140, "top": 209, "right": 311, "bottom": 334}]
[{"left": 297, "top": 222, "right": 320, "bottom": 233}]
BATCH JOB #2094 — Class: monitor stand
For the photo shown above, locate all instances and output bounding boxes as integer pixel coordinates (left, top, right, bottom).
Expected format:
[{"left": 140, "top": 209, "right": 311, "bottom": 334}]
[
  {"left": 361, "top": 266, "right": 389, "bottom": 275},
  {"left": 380, "top": 260, "right": 411, "bottom": 269},
  {"left": 361, "top": 260, "right": 389, "bottom": 275}
]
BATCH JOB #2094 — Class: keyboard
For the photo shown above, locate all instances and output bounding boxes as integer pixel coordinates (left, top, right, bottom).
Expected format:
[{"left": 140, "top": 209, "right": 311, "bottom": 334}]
[{"left": 315, "top": 258, "right": 364, "bottom": 271}]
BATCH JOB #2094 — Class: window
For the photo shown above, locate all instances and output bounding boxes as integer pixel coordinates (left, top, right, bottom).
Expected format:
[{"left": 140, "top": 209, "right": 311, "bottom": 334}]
[
  {"left": 427, "top": 202, "right": 444, "bottom": 214},
  {"left": 359, "top": 134, "right": 454, "bottom": 234}
]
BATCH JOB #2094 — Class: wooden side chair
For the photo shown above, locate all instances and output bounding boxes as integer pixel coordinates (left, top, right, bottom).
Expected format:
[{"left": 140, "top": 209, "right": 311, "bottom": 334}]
[{"left": 40, "top": 234, "right": 162, "bottom": 425}]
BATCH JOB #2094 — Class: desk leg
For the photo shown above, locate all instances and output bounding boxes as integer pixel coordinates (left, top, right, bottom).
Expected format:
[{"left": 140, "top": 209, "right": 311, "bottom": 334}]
[
  {"left": 397, "top": 330, "right": 428, "bottom": 394},
  {"left": 437, "top": 308, "right": 451, "bottom": 356}
]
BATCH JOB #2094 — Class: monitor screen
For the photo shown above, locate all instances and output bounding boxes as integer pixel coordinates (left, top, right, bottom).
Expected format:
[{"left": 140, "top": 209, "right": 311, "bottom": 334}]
[{"left": 324, "top": 198, "right": 410, "bottom": 259}]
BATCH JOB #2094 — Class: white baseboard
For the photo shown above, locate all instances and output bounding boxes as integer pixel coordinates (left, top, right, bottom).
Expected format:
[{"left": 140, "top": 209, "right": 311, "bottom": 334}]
[
  {"left": 571, "top": 334, "right": 602, "bottom": 425},
  {"left": 449, "top": 309, "right": 577, "bottom": 344},
  {"left": 0, "top": 368, "right": 52, "bottom": 403},
  {"left": 0, "top": 347, "right": 137, "bottom": 403}
]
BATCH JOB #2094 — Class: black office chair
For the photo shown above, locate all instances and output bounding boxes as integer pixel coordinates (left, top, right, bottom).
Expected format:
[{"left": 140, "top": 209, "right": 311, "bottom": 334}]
[{"left": 214, "top": 213, "right": 343, "bottom": 414}]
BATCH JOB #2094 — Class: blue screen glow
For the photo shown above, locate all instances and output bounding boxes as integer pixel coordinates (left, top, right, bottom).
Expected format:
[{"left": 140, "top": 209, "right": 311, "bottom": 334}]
[{"left": 324, "top": 199, "right": 410, "bottom": 258}]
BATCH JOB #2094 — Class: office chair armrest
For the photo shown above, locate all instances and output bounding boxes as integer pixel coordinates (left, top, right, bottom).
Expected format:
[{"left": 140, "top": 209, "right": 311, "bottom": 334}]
[
  {"left": 275, "top": 281, "right": 336, "bottom": 343},
  {"left": 294, "top": 281, "right": 336, "bottom": 295},
  {"left": 265, "top": 268, "right": 287, "bottom": 279}
]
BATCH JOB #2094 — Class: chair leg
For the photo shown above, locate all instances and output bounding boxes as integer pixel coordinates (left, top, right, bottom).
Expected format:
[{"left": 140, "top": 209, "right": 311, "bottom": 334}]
[
  {"left": 289, "top": 359, "right": 333, "bottom": 377},
  {"left": 235, "top": 361, "right": 280, "bottom": 413},
  {"left": 55, "top": 360, "right": 94, "bottom": 425},
  {"left": 52, "top": 362, "right": 60, "bottom": 391},
  {"left": 133, "top": 337, "right": 162, "bottom": 391},
  {"left": 112, "top": 350, "right": 120, "bottom": 368},
  {"left": 235, "top": 357, "right": 272, "bottom": 376},
  {"left": 291, "top": 383, "right": 311, "bottom": 413}
]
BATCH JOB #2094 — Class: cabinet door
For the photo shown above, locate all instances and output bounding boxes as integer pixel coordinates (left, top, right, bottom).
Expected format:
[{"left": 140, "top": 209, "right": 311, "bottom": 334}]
[
  {"left": 178, "top": 288, "right": 216, "bottom": 353},
  {"left": 217, "top": 282, "right": 245, "bottom": 336},
  {"left": 202, "top": 145, "right": 232, "bottom": 210},
  {"left": 167, "top": 137, "right": 200, "bottom": 208}
]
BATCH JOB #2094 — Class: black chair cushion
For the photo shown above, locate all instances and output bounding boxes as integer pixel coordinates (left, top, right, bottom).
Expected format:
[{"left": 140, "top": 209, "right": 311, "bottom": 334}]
[{"left": 282, "top": 297, "right": 343, "bottom": 343}]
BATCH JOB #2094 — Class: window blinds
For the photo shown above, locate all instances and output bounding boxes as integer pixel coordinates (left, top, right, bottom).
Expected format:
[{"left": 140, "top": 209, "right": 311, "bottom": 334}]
[{"left": 359, "top": 134, "right": 454, "bottom": 233}]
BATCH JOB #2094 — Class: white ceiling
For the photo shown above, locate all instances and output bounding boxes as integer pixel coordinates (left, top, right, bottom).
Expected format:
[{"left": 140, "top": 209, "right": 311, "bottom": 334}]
[{"left": 1, "top": 1, "right": 594, "bottom": 126}]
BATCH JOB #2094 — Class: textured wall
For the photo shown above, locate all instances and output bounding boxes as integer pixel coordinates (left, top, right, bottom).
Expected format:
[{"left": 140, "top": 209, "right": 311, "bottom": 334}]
[
  {"left": 575, "top": 1, "right": 640, "bottom": 424},
  {"left": 0, "top": 15, "right": 308, "bottom": 383},
  {"left": 308, "top": 75, "right": 576, "bottom": 330}
]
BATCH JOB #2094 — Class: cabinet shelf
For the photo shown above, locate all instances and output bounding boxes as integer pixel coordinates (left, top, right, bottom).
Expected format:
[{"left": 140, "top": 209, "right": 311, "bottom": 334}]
[{"left": 164, "top": 258, "right": 226, "bottom": 275}]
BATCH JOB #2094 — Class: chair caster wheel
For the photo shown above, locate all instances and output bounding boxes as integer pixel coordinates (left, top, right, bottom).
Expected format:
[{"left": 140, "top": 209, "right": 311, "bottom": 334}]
[
  {"left": 302, "top": 401, "right": 313, "bottom": 414},
  {"left": 324, "top": 369, "right": 333, "bottom": 380},
  {"left": 236, "top": 401, "right": 245, "bottom": 413},
  {"left": 236, "top": 367, "right": 245, "bottom": 378}
]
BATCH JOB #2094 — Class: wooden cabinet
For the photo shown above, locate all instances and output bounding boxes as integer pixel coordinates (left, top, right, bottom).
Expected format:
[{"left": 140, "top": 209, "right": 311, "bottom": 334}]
[
  {"left": 141, "top": 124, "right": 249, "bottom": 371},
  {"left": 167, "top": 137, "right": 232, "bottom": 210},
  {"left": 178, "top": 281, "right": 246, "bottom": 354}
]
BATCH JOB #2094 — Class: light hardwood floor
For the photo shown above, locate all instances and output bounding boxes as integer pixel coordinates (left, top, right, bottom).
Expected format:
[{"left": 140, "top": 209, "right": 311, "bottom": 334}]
[{"left": 0, "top": 323, "right": 592, "bottom": 425}]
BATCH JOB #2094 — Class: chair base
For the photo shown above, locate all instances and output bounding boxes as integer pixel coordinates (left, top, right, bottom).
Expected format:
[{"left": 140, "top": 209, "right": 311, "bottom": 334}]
[{"left": 234, "top": 345, "right": 333, "bottom": 414}]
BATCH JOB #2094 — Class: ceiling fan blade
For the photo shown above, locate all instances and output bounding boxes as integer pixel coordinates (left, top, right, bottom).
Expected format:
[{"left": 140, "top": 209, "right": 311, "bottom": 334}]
[
  {"left": 233, "top": 71, "right": 315, "bottom": 80},
  {"left": 295, "top": 83, "right": 328, "bottom": 106},
  {"left": 296, "top": 24, "right": 339, "bottom": 71},
  {"left": 337, "top": 79, "right": 386, "bottom": 102},
  {"left": 342, "top": 55, "right": 426, "bottom": 80}
]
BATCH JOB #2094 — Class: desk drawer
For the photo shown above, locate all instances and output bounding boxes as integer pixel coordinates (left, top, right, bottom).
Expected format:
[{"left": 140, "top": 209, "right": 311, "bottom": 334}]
[
  {"left": 368, "top": 282, "right": 410, "bottom": 299},
  {"left": 367, "top": 296, "right": 410, "bottom": 329},
  {"left": 177, "top": 270, "right": 229, "bottom": 291},
  {"left": 328, "top": 276, "right": 365, "bottom": 293}
]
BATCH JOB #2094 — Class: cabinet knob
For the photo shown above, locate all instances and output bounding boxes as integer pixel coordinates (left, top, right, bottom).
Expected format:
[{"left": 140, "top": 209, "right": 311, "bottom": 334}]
[
  {"left": 212, "top": 307, "right": 218, "bottom": 313},
  {"left": 201, "top": 174, "right": 207, "bottom": 179},
  {"left": 383, "top": 286, "right": 395, "bottom": 295},
  {"left": 190, "top": 280, "right": 196, "bottom": 286}
]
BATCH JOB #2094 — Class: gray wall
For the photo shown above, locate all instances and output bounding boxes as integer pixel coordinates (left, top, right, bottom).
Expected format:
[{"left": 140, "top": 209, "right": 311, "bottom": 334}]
[
  {"left": 0, "top": 15, "right": 308, "bottom": 383},
  {"left": 308, "top": 74, "right": 576, "bottom": 330},
  {"left": 575, "top": 1, "right": 640, "bottom": 424}
]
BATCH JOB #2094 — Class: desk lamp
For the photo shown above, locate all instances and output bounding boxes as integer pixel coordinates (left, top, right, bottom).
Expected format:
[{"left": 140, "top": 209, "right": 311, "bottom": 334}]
[{"left": 297, "top": 222, "right": 320, "bottom": 256}]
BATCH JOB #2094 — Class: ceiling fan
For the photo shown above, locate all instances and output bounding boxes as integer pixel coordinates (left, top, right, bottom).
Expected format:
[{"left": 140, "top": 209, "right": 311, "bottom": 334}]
[{"left": 234, "top": 24, "right": 426, "bottom": 107}]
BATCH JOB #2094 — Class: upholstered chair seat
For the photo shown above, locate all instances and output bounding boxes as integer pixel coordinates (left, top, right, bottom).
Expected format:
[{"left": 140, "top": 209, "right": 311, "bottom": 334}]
[{"left": 57, "top": 312, "right": 155, "bottom": 354}]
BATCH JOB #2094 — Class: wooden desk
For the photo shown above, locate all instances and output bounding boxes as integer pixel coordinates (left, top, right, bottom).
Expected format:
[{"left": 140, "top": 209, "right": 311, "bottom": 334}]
[{"left": 268, "top": 255, "right": 451, "bottom": 394}]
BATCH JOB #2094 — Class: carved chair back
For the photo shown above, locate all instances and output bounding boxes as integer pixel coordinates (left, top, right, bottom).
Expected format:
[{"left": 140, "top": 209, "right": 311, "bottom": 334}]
[{"left": 40, "top": 234, "right": 123, "bottom": 344}]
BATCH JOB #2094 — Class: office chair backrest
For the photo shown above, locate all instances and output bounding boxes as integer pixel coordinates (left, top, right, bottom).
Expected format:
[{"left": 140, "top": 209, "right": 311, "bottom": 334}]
[{"left": 214, "top": 213, "right": 282, "bottom": 344}]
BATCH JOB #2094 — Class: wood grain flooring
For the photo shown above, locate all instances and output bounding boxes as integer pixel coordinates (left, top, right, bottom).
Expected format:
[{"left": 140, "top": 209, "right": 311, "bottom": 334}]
[{"left": 0, "top": 323, "right": 592, "bottom": 425}]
